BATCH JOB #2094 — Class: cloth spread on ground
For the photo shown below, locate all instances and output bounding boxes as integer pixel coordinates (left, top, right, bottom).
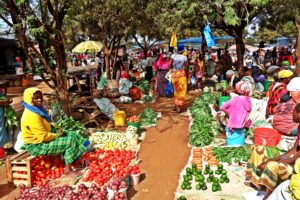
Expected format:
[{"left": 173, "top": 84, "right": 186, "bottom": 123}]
[
  {"left": 246, "top": 145, "right": 293, "bottom": 191},
  {"left": 172, "top": 70, "right": 187, "bottom": 107},
  {"left": 220, "top": 96, "right": 252, "bottom": 129},
  {"left": 273, "top": 99, "right": 298, "bottom": 135},
  {"left": 93, "top": 98, "right": 119, "bottom": 120}
]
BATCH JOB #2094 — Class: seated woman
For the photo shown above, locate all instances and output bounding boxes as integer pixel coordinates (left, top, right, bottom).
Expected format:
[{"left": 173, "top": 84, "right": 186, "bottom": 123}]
[
  {"left": 219, "top": 81, "right": 252, "bottom": 141},
  {"left": 246, "top": 101, "right": 300, "bottom": 200},
  {"left": 266, "top": 69, "right": 293, "bottom": 116},
  {"left": 21, "top": 88, "right": 88, "bottom": 174},
  {"left": 273, "top": 77, "right": 300, "bottom": 140}
]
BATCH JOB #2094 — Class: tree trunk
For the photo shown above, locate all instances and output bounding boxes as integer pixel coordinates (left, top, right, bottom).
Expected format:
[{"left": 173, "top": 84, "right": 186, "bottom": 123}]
[
  {"left": 201, "top": 31, "right": 206, "bottom": 65},
  {"left": 104, "top": 45, "right": 111, "bottom": 79},
  {"left": 295, "top": 20, "right": 300, "bottom": 76},
  {"left": 235, "top": 29, "right": 245, "bottom": 73}
]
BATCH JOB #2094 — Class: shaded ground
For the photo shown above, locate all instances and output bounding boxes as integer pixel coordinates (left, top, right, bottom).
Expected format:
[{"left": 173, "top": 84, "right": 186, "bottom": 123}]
[{"left": 0, "top": 80, "right": 199, "bottom": 200}]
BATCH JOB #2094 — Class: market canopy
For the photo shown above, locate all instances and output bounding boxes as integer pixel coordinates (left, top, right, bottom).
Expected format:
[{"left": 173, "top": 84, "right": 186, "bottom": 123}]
[
  {"left": 228, "top": 44, "right": 259, "bottom": 52},
  {"left": 72, "top": 41, "right": 103, "bottom": 53},
  {"left": 177, "top": 36, "right": 234, "bottom": 44},
  {"left": 277, "top": 37, "right": 291, "bottom": 47}
]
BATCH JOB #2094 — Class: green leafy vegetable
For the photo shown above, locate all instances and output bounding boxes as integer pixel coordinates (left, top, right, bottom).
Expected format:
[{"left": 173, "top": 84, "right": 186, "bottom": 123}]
[
  {"left": 4, "top": 106, "right": 19, "bottom": 132},
  {"left": 54, "top": 116, "right": 87, "bottom": 138},
  {"left": 136, "top": 79, "right": 151, "bottom": 94},
  {"left": 189, "top": 92, "right": 220, "bottom": 147},
  {"left": 211, "top": 146, "right": 251, "bottom": 163},
  {"left": 140, "top": 108, "right": 157, "bottom": 126}
]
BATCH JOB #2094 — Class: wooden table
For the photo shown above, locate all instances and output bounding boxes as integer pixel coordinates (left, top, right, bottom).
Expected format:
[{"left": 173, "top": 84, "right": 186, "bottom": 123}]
[
  {"left": 67, "top": 65, "right": 98, "bottom": 94},
  {"left": 0, "top": 74, "right": 25, "bottom": 87}
]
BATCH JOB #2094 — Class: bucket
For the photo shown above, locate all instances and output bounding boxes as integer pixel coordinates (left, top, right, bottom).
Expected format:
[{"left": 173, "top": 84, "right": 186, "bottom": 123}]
[
  {"left": 21, "top": 79, "right": 28, "bottom": 87},
  {"left": 226, "top": 128, "right": 246, "bottom": 146},
  {"left": 114, "top": 111, "right": 126, "bottom": 127},
  {"left": 219, "top": 96, "right": 231, "bottom": 107},
  {"left": 263, "top": 80, "right": 273, "bottom": 91},
  {"left": 130, "top": 173, "right": 141, "bottom": 186},
  {"left": 127, "top": 122, "right": 141, "bottom": 136},
  {"left": 254, "top": 127, "right": 279, "bottom": 146}
]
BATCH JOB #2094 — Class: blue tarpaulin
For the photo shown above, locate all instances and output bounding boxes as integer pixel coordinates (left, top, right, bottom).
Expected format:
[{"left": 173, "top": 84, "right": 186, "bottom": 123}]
[{"left": 177, "top": 36, "right": 233, "bottom": 44}]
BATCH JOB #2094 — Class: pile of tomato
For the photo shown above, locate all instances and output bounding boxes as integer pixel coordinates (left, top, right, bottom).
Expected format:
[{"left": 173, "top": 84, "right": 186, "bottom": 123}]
[
  {"left": 126, "top": 115, "right": 140, "bottom": 123},
  {"left": 83, "top": 149, "right": 140, "bottom": 186},
  {"left": 30, "top": 155, "right": 65, "bottom": 186}
]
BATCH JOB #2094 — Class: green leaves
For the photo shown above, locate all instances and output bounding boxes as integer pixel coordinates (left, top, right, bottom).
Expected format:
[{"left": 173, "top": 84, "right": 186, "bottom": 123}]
[
  {"left": 4, "top": 106, "right": 19, "bottom": 132},
  {"left": 189, "top": 93, "right": 220, "bottom": 147}
]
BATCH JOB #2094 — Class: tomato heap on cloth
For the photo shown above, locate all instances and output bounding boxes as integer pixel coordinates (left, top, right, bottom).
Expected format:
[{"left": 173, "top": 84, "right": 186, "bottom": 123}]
[{"left": 82, "top": 149, "right": 140, "bottom": 186}]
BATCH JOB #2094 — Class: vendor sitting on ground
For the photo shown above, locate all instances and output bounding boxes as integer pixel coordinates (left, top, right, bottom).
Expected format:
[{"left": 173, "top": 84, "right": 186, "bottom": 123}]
[
  {"left": 219, "top": 81, "right": 252, "bottom": 136},
  {"left": 21, "top": 88, "right": 88, "bottom": 174},
  {"left": 246, "top": 102, "right": 300, "bottom": 200},
  {"left": 266, "top": 69, "right": 293, "bottom": 116},
  {"left": 273, "top": 77, "right": 300, "bottom": 138}
]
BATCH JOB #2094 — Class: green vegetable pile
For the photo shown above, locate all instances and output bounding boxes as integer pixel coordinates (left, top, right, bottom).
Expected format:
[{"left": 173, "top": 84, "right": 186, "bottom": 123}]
[
  {"left": 140, "top": 108, "right": 157, "bottom": 126},
  {"left": 189, "top": 93, "right": 220, "bottom": 147},
  {"left": 4, "top": 106, "right": 19, "bottom": 132},
  {"left": 181, "top": 163, "right": 229, "bottom": 192},
  {"left": 141, "top": 95, "right": 155, "bottom": 103},
  {"left": 211, "top": 146, "right": 251, "bottom": 163},
  {"left": 136, "top": 79, "right": 151, "bottom": 94},
  {"left": 54, "top": 116, "right": 87, "bottom": 137}
]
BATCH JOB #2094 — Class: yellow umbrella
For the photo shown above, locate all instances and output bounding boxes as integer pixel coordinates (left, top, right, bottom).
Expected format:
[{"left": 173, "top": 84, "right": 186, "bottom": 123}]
[{"left": 72, "top": 41, "right": 103, "bottom": 53}]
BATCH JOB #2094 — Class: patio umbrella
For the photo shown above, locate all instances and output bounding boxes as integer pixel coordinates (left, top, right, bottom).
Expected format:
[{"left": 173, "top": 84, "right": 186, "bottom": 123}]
[{"left": 72, "top": 41, "right": 103, "bottom": 53}]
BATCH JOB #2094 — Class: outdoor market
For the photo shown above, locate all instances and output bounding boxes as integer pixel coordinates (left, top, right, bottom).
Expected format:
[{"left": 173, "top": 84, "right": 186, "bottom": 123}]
[{"left": 0, "top": 1, "right": 300, "bottom": 200}]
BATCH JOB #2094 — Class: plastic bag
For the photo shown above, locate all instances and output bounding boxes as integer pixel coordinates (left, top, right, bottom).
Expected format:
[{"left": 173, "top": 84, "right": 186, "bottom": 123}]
[
  {"left": 93, "top": 98, "right": 119, "bottom": 120},
  {"left": 119, "top": 78, "right": 133, "bottom": 95},
  {"left": 14, "top": 131, "right": 24, "bottom": 153},
  {"left": 165, "top": 70, "right": 172, "bottom": 82},
  {"left": 190, "top": 75, "right": 197, "bottom": 86},
  {"left": 119, "top": 96, "right": 132, "bottom": 104},
  {"left": 165, "top": 81, "right": 174, "bottom": 97},
  {"left": 97, "top": 74, "right": 107, "bottom": 90}
]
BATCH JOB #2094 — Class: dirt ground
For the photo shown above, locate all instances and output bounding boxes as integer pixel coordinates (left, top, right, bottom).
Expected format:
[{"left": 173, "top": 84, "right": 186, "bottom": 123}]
[{"left": 0, "top": 80, "right": 199, "bottom": 200}]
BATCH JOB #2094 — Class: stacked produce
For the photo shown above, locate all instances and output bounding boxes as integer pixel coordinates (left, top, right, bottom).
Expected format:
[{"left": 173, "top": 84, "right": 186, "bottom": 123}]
[
  {"left": 30, "top": 156, "right": 65, "bottom": 186},
  {"left": 189, "top": 93, "right": 220, "bottom": 147},
  {"left": 136, "top": 79, "right": 151, "bottom": 94},
  {"left": 211, "top": 146, "right": 251, "bottom": 164},
  {"left": 181, "top": 163, "right": 229, "bottom": 192},
  {"left": 140, "top": 108, "right": 158, "bottom": 127},
  {"left": 82, "top": 149, "right": 140, "bottom": 186},
  {"left": 126, "top": 115, "right": 140, "bottom": 123},
  {"left": 90, "top": 131, "right": 128, "bottom": 150}
]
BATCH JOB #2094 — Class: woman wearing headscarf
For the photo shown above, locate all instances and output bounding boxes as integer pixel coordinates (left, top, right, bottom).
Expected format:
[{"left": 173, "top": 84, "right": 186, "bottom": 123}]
[
  {"left": 266, "top": 70, "right": 293, "bottom": 116},
  {"left": 273, "top": 77, "right": 300, "bottom": 138},
  {"left": 153, "top": 53, "right": 170, "bottom": 96},
  {"left": 219, "top": 81, "right": 252, "bottom": 144},
  {"left": 170, "top": 44, "right": 188, "bottom": 112},
  {"left": 21, "top": 88, "right": 88, "bottom": 174}
]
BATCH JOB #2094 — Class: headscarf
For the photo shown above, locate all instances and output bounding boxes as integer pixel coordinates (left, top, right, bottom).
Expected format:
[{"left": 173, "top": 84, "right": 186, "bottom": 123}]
[
  {"left": 287, "top": 77, "right": 300, "bottom": 92},
  {"left": 22, "top": 87, "right": 52, "bottom": 122},
  {"left": 235, "top": 81, "right": 253, "bottom": 96},
  {"left": 278, "top": 70, "right": 293, "bottom": 79},
  {"left": 153, "top": 53, "right": 169, "bottom": 71}
]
